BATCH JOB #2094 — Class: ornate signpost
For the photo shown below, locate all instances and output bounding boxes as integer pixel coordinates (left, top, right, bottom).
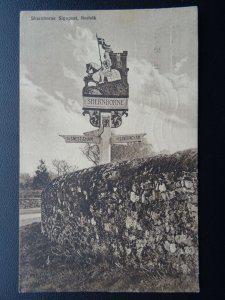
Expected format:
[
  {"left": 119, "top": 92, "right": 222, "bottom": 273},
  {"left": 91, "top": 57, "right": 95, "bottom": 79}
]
[{"left": 60, "top": 35, "right": 146, "bottom": 164}]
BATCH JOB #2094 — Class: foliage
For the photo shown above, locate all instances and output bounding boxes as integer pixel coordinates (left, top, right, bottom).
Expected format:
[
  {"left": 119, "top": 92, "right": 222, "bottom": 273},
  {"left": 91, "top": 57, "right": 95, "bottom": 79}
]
[
  {"left": 20, "top": 159, "right": 77, "bottom": 192},
  {"left": 20, "top": 173, "right": 33, "bottom": 189},
  {"left": 32, "top": 159, "right": 50, "bottom": 190}
]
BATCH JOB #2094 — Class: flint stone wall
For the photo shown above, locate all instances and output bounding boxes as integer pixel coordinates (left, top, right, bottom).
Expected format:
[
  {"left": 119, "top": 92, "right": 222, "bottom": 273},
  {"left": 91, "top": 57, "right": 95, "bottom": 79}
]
[{"left": 41, "top": 149, "right": 198, "bottom": 275}]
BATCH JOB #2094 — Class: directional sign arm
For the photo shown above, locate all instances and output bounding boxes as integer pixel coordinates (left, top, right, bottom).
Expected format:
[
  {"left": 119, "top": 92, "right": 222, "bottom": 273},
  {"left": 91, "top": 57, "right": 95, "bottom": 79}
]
[
  {"left": 59, "top": 135, "right": 100, "bottom": 144},
  {"left": 111, "top": 133, "right": 146, "bottom": 144}
]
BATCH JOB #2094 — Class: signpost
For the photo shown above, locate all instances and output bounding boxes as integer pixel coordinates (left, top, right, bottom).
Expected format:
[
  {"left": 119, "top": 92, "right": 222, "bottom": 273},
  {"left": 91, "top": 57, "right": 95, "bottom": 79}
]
[{"left": 60, "top": 36, "right": 147, "bottom": 165}]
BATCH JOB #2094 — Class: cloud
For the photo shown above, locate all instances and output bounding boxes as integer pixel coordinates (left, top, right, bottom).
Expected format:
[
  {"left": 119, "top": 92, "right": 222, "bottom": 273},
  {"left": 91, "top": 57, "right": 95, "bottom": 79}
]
[
  {"left": 64, "top": 26, "right": 99, "bottom": 64},
  {"left": 174, "top": 57, "right": 188, "bottom": 73},
  {"left": 62, "top": 65, "right": 83, "bottom": 91},
  {"left": 128, "top": 58, "right": 197, "bottom": 128},
  {"left": 20, "top": 64, "right": 94, "bottom": 174},
  {"left": 115, "top": 101, "right": 197, "bottom": 154},
  {"left": 20, "top": 65, "right": 54, "bottom": 111}
]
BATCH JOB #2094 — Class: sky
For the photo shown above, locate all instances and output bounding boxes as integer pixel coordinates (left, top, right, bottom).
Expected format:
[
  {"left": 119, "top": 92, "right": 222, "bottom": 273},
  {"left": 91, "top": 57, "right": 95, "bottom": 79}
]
[{"left": 20, "top": 7, "right": 198, "bottom": 175}]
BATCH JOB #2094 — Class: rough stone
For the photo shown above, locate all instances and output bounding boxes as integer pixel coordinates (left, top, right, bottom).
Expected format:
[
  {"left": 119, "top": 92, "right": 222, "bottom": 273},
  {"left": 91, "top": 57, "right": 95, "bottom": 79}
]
[
  {"left": 130, "top": 191, "right": 139, "bottom": 203},
  {"left": 41, "top": 149, "right": 198, "bottom": 275},
  {"left": 164, "top": 241, "right": 177, "bottom": 253}
]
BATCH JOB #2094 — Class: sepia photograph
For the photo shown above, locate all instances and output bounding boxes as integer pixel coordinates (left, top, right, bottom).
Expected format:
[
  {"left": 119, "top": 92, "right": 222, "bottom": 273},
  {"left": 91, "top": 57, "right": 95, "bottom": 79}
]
[{"left": 19, "top": 7, "right": 198, "bottom": 292}]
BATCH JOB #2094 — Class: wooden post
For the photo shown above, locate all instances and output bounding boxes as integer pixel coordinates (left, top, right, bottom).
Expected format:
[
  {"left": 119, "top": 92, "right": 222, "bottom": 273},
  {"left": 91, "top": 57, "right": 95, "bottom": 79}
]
[{"left": 99, "top": 112, "right": 111, "bottom": 164}]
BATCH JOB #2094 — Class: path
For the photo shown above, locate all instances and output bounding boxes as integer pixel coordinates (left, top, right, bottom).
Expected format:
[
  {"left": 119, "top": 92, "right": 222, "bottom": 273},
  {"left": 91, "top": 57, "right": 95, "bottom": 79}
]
[{"left": 20, "top": 207, "right": 41, "bottom": 227}]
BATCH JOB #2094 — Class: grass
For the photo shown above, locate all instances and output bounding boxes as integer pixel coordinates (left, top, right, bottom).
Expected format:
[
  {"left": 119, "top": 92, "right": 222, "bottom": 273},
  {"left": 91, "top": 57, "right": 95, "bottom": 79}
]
[{"left": 19, "top": 222, "right": 199, "bottom": 292}]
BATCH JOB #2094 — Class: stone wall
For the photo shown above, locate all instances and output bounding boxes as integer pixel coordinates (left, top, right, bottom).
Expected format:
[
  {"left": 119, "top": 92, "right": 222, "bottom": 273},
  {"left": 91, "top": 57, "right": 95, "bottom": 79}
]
[{"left": 41, "top": 149, "right": 198, "bottom": 276}]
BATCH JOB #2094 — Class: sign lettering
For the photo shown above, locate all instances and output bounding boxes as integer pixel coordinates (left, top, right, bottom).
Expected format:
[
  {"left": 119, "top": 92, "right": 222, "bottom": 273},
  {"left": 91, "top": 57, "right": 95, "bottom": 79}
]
[
  {"left": 111, "top": 134, "right": 146, "bottom": 144},
  {"left": 83, "top": 97, "right": 128, "bottom": 110},
  {"left": 59, "top": 135, "right": 100, "bottom": 144}
]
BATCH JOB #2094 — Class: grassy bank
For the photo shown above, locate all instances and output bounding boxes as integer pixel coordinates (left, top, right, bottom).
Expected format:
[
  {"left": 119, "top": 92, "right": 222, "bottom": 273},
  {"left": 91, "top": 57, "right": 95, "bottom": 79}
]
[{"left": 19, "top": 223, "right": 198, "bottom": 292}]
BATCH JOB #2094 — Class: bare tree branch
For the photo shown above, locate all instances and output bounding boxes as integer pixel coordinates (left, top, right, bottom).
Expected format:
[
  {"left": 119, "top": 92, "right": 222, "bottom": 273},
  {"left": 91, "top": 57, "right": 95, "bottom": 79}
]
[
  {"left": 80, "top": 140, "right": 155, "bottom": 166},
  {"left": 52, "top": 159, "right": 78, "bottom": 176},
  {"left": 80, "top": 144, "right": 100, "bottom": 165}
]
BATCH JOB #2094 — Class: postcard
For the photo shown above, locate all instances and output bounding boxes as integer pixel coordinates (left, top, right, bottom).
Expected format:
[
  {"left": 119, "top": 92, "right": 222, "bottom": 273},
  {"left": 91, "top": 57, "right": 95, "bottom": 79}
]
[{"left": 19, "top": 8, "right": 198, "bottom": 292}]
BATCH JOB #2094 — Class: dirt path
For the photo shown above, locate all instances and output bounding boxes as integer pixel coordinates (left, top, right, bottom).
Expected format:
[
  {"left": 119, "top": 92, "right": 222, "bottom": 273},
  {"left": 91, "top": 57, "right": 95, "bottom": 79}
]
[{"left": 20, "top": 208, "right": 41, "bottom": 227}]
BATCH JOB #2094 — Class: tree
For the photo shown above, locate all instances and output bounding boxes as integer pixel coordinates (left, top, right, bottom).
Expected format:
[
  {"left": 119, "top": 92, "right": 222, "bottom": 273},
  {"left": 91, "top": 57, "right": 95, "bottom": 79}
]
[
  {"left": 19, "top": 173, "right": 33, "bottom": 189},
  {"left": 80, "top": 144, "right": 100, "bottom": 166},
  {"left": 81, "top": 139, "right": 155, "bottom": 166},
  {"left": 52, "top": 159, "right": 78, "bottom": 176},
  {"left": 32, "top": 159, "right": 50, "bottom": 190}
]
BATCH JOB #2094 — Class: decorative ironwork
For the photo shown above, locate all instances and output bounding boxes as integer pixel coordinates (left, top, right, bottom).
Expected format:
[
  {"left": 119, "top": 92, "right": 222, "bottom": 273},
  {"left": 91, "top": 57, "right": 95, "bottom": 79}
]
[
  {"left": 83, "top": 109, "right": 128, "bottom": 129},
  {"left": 111, "top": 110, "right": 128, "bottom": 128},
  {"left": 111, "top": 111, "right": 122, "bottom": 128},
  {"left": 83, "top": 110, "right": 100, "bottom": 128}
]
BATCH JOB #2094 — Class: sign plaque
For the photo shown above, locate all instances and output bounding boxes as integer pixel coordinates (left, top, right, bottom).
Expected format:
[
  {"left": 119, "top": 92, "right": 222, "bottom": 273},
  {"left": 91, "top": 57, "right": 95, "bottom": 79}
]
[
  {"left": 59, "top": 135, "right": 100, "bottom": 144},
  {"left": 111, "top": 134, "right": 146, "bottom": 144},
  {"left": 83, "top": 97, "right": 128, "bottom": 110}
]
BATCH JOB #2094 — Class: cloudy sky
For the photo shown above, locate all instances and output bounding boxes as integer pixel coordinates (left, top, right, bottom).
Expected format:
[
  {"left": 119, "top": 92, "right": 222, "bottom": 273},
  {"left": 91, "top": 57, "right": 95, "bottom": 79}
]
[{"left": 20, "top": 7, "right": 198, "bottom": 174}]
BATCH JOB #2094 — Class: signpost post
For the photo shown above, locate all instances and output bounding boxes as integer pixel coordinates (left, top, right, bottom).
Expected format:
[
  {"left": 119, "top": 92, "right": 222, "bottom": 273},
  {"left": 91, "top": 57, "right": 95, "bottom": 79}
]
[
  {"left": 60, "top": 36, "right": 147, "bottom": 165},
  {"left": 99, "top": 113, "right": 112, "bottom": 164}
]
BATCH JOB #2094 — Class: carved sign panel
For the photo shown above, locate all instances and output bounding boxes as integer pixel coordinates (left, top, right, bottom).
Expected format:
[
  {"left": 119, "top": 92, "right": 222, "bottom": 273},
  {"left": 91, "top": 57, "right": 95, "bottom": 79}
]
[{"left": 83, "top": 97, "right": 128, "bottom": 110}]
